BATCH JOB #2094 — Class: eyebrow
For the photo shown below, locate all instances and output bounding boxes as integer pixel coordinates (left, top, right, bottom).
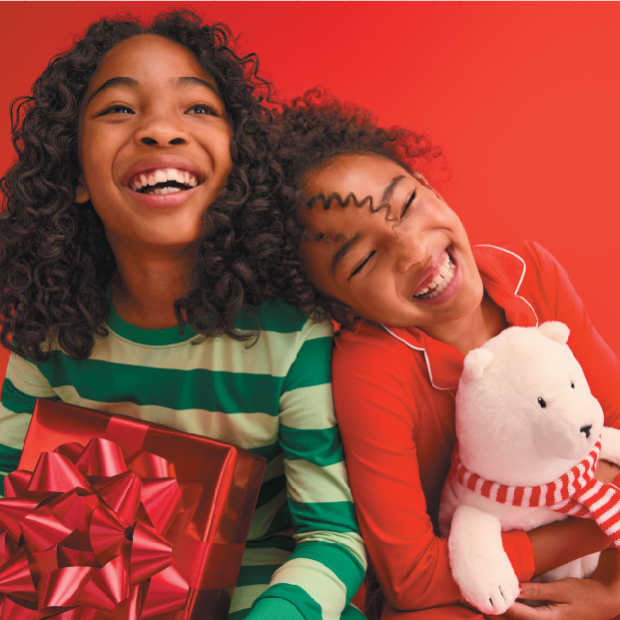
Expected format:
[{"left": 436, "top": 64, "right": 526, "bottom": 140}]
[
  {"left": 331, "top": 232, "right": 364, "bottom": 275},
  {"left": 87, "top": 77, "right": 139, "bottom": 105},
  {"left": 86, "top": 75, "right": 218, "bottom": 106},
  {"left": 379, "top": 175, "right": 405, "bottom": 210}
]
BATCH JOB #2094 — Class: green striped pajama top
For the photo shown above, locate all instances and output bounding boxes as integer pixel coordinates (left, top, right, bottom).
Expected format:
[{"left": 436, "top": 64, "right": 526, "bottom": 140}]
[{"left": 0, "top": 299, "right": 367, "bottom": 620}]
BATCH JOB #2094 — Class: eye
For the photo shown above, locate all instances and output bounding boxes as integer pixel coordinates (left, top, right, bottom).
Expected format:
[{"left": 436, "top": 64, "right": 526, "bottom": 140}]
[
  {"left": 349, "top": 251, "right": 376, "bottom": 279},
  {"left": 186, "top": 103, "right": 220, "bottom": 116},
  {"left": 538, "top": 397, "right": 546, "bottom": 408},
  {"left": 401, "top": 190, "right": 416, "bottom": 219},
  {"left": 571, "top": 382, "right": 575, "bottom": 388},
  {"left": 101, "top": 104, "right": 134, "bottom": 115}
]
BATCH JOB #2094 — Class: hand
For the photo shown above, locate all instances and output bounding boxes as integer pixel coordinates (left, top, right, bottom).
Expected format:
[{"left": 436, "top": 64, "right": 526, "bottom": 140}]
[
  {"left": 486, "top": 550, "right": 620, "bottom": 620},
  {"left": 595, "top": 459, "right": 620, "bottom": 485}
]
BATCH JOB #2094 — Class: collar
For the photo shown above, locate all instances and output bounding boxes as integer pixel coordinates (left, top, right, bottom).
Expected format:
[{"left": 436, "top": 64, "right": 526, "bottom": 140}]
[{"left": 382, "top": 244, "right": 540, "bottom": 391}]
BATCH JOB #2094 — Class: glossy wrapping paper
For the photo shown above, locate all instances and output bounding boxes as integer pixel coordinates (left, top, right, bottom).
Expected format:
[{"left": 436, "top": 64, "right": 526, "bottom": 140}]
[{"left": 0, "top": 400, "right": 266, "bottom": 620}]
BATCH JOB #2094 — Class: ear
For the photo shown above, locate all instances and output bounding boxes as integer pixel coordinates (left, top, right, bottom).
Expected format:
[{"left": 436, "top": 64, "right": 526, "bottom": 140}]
[
  {"left": 75, "top": 177, "right": 90, "bottom": 204},
  {"left": 462, "top": 347, "right": 495, "bottom": 381},
  {"left": 538, "top": 321, "right": 570, "bottom": 345}
]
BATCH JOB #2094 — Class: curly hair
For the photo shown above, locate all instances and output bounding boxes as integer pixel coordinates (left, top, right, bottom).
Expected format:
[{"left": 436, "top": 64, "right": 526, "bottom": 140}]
[
  {"left": 269, "top": 89, "right": 446, "bottom": 324},
  {"left": 0, "top": 9, "right": 285, "bottom": 362}
]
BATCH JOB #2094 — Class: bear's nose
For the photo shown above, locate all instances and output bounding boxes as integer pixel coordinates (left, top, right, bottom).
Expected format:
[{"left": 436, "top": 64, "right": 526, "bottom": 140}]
[{"left": 580, "top": 425, "right": 592, "bottom": 438}]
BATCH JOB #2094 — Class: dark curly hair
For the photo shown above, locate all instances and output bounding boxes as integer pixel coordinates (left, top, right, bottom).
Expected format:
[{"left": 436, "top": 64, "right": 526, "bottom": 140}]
[
  {"left": 269, "top": 89, "right": 446, "bottom": 325},
  {"left": 0, "top": 9, "right": 284, "bottom": 362}
]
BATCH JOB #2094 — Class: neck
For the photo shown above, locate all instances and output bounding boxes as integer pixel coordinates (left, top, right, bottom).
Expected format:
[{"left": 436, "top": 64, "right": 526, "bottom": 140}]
[
  {"left": 420, "top": 292, "right": 507, "bottom": 356},
  {"left": 110, "top": 242, "right": 197, "bottom": 330}
]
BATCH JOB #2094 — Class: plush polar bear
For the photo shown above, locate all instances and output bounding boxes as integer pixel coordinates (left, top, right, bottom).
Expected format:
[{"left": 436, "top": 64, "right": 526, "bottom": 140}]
[{"left": 439, "top": 322, "right": 620, "bottom": 616}]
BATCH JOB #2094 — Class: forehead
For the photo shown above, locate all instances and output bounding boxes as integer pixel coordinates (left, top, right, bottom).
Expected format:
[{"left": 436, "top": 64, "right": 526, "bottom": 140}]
[
  {"left": 304, "top": 154, "right": 410, "bottom": 202},
  {"left": 302, "top": 154, "right": 412, "bottom": 234},
  {"left": 88, "top": 34, "right": 212, "bottom": 92}
]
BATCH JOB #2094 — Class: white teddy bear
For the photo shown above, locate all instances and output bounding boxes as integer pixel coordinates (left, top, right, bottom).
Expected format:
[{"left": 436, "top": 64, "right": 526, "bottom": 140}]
[{"left": 439, "top": 322, "right": 620, "bottom": 616}]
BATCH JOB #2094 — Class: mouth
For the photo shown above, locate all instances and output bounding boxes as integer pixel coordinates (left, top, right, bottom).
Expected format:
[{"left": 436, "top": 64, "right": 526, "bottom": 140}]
[
  {"left": 128, "top": 168, "right": 200, "bottom": 195},
  {"left": 412, "top": 250, "right": 457, "bottom": 300}
]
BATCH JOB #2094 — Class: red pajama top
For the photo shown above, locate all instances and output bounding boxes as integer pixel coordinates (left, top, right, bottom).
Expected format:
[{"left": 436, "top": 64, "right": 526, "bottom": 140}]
[{"left": 333, "top": 241, "right": 620, "bottom": 611}]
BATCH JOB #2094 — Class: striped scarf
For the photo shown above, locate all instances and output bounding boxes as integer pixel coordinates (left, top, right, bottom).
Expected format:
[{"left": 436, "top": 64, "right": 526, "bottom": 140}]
[{"left": 451, "top": 437, "right": 620, "bottom": 548}]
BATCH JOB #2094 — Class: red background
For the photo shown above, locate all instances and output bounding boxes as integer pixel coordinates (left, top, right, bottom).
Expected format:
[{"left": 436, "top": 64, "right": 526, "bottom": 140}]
[{"left": 2, "top": 1, "right": 620, "bottom": 383}]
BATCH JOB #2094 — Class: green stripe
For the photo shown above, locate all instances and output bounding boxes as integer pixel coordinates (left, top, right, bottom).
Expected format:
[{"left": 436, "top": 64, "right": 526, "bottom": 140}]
[
  {"left": 263, "top": 502, "right": 292, "bottom": 538},
  {"left": 291, "top": 542, "right": 365, "bottom": 601},
  {"left": 282, "top": 337, "right": 333, "bottom": 393},
  {"left": 235, "top": 564, "right": 281, "bottom": 588},
  {"left": 246, "top": 536, "right": 295, "bottom": 551},
  {"left": 279, "top": 426, "right": 344, "bottom": 466},
  {"left": 1, "top": 378, "right": 43, "bottom": 414},
  {"left": 228, "top": 609, "right": 251, "bottom": 620},
  {"left": 235, "top": 300, "right": 308, "bottom": 334},
  {"left": 0, "top": 443, "right": 22, "bottom": 474},
  {"left": 0, "top": 472, "right": 6, "bottom": 498},
  {"left": 255, "top": 475, "right": 285, "bottom": 509},
  {"left": 248, "top": 441, "right": 281, "bottom": 463},
  {"left": 289, "top": 500, "right": 358, "bottom": 535},
  {"left": 256, "top": 583, "right": 322, "bottom": 620},
  {"left": 35, "top": 352, "right": 285, "bottom": 415}
]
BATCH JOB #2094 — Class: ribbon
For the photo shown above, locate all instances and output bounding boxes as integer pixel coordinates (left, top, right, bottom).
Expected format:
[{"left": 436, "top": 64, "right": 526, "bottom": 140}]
[{"left": 0, "top": 433, "right": 191, "bottom": 620}]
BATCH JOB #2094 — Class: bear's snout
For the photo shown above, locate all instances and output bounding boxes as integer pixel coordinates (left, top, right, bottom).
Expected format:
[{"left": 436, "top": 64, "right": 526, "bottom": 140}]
[{"left": 580, "top": 424, "right": 592, "bottom": 438}]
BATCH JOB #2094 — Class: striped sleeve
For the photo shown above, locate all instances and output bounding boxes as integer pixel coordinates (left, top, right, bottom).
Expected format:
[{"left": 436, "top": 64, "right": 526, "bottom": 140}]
[
  {"left": 250, "top": 319, "right": 367, "bottom": 620},
  {"left": 0, "top": 354, "right": 58, "bottom": 492}
]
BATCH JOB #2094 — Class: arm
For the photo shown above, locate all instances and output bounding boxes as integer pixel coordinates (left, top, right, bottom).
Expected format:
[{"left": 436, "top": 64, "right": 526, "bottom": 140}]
[
  {"left": 0, "top": 353, "right": 57, "bottom": 492},
  {"left": 248, "top": 320, "right": 366, "bottom": 620}
]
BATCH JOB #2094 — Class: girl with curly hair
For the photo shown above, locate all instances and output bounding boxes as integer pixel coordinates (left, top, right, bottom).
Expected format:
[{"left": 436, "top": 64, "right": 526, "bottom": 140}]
[
  {"left": 0, "top": 15, "right": 366, "bottom": 620},
  {"left": 270, "top": 91, "right": 620, "bottom": 620}
]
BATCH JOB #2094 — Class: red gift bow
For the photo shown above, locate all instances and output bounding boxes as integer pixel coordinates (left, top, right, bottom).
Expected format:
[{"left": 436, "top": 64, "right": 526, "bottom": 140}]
[{"left": 0, "top": 436, "right": 191, "bottom": 620}]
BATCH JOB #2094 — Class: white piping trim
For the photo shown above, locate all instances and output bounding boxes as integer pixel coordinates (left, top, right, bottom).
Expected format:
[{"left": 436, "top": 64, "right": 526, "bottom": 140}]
[
  {"left": 474, "top": 244, "right": 539, "bottom": 327},
  {"left": 380, "top": 325, "right": 453, "bottom": 391},
  {"left": 380, "top": 244, "right": 540, "bottom": 391}
]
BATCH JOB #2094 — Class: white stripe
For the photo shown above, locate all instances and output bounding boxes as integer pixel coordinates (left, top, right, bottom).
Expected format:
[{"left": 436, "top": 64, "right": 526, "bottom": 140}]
[
  {"left": 554, "top": 479, "right": 564, "bottom": 504},
  {"left": 474, "top": 478, "right": 484, "bottom": 494},
  {"left": 506, "top": 487, "right": 515, "bottom": 505},
  {"left": 522, "top": 487, "right": 532, "bottom": 506},
  {"left": 538, "top": 484, "right": 548, "bottom": 507},
  {"left": 270, "top": 557, "right": 347, "bottom": 620},
  {"left": 579, "top": 481, "right": 602, "bottom": 503},
  {"left": 590, "top": 487, "right": 617, "bottom": 513},
  {"left": 567, "top": 469, "right": 576, "bottom": 496},
  {"left": 463, "top": 471, "right": 472, "bottom": 487},
  {"left": 567, "top": 504, "right": 583, "bottom": 516},
  {"left": 599, "top": 498, "right": 620, "bottom": 524},
  {"left": 605, "top": 520, "right": 620, "bottom": 536},
  {"left": 473, "top": 245, "right": 539, "bottom": 326},
  {"left": 489, "top": 483, "right": 500, "bottom": 501}
]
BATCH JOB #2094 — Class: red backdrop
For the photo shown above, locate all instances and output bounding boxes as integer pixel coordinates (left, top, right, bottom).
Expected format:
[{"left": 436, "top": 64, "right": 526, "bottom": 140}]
[{"left": 2, "top": 1, "right": 620, "bottom": 383}]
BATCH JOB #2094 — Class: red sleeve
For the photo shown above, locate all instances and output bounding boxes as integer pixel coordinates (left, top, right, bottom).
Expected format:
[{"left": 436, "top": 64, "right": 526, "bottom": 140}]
[
  {"left": 333, "top": 327, "right": 534, "bottom": 611},
  {"left": 524, "top": 242, "right": 620, "bottom": 428}
]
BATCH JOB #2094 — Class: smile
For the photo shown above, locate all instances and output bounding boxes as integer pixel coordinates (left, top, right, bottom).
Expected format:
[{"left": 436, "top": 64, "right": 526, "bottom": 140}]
[
  {"left": 412, "top": 251, "right": 456, "bottom": 300},
  {"left": 129, "top": 168, "right": 200, "bottom": 195}
]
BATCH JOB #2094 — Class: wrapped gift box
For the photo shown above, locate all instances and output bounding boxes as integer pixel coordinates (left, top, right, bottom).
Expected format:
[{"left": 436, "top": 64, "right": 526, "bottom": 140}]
[{"left": 0, "top": 399, "right": 266, "bottom": 620}]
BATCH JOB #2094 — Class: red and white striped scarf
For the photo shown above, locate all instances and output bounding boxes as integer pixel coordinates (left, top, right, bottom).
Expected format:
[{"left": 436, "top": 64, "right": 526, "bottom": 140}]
[{"left": 451, "top": 437, "right": 620, "bottom": 548}]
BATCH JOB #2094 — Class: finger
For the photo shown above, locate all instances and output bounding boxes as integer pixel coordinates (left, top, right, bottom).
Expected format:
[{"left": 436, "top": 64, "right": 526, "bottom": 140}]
[
  {"left": 517, "top": 582, "right": 560, "bottom": 602},
  {"left": 493, "top": 601, "right": 552, "bottom": 620}
]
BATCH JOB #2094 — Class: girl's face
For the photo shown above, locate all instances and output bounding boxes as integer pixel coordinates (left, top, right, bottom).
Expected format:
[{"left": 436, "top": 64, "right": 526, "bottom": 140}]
[
  {"left": 300, "top": 154, "right": 484, "bottom": 329},
  {"left": 78, "top": 35, "right": 233, "bottom": 254}
]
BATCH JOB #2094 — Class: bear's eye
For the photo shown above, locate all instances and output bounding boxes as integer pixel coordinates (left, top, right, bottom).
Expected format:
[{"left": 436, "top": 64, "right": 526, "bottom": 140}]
[
  {"left": 571, "top": 382, "right": 575, "bottom": 389},
  {"left": 538, "top": 397, "right": 547, "bottom": 408}
]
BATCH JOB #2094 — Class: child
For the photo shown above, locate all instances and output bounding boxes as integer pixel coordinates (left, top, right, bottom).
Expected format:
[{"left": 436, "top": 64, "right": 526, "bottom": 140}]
[
  {"left": 0, "top": 16, "right": 365, "bottom": 620},
  {"left": 269, "top": 91, "right": 620, "bottom": 620}
]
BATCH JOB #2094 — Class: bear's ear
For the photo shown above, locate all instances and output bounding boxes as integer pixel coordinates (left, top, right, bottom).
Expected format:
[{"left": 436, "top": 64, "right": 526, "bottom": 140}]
[
  {"left": 462, "top": 347, "right": 495, "bottom": 381},
  {"left": 538, "top": 321, "right": 570, "bottom": 345}
]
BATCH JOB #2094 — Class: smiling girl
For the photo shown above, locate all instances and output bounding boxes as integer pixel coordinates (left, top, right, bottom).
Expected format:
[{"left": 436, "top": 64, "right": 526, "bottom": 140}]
[
  {"left": 270, "top": 92, "right": 620, "bottom": 620},
  {"left": 0, "top": 15, "right": 365, "bottom": 620}
]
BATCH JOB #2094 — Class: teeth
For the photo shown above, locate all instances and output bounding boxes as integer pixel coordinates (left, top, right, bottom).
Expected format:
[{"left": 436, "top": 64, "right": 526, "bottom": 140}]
[
  {"left": 413, "top": 252, "right": 456, "bottom": 300},
  {"left": 129, "top": 168, "right": 199, "bottom": 192}
]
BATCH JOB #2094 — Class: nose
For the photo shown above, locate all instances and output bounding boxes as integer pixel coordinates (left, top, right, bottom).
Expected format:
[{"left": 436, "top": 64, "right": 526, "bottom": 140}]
[
  {"left": 134, "top": 109, "right": 188, "bottom": 147},
  {"left": 580, "top": 424, "right": 592, "bottom": 438},
  {"left": 394, "top": 236, "right": 426, "bottom": 273}
]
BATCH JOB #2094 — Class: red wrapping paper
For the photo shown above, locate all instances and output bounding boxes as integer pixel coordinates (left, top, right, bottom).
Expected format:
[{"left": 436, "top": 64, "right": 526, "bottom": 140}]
[{"left": 0, "top": 400, "right": 266, "bottom": 620}]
